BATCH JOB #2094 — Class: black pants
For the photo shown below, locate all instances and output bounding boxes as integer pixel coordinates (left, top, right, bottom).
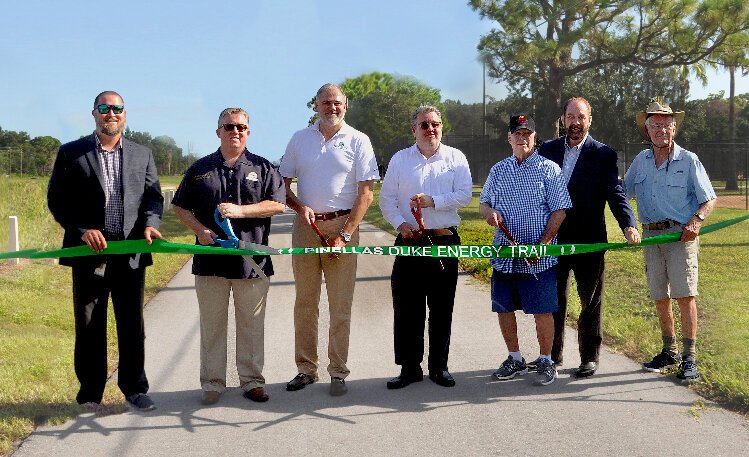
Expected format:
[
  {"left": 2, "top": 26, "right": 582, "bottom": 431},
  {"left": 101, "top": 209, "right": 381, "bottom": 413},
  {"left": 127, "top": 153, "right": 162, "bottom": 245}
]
[
  {"left": 71, "top": 257, "right": 148, "bottom": 404},
  {"left": 552, "top": 252, "right": 605, "bottom": 364},
  {"left": 391, "top": 231, "right": 460, "bottom": 373}
]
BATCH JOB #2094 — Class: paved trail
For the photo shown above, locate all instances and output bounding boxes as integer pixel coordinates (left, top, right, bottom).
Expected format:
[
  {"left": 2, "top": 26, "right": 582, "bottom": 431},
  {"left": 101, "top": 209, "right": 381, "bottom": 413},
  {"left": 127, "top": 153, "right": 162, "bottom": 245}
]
[{"left": 14, "top": 211, "right": 749, "bottom": 456}]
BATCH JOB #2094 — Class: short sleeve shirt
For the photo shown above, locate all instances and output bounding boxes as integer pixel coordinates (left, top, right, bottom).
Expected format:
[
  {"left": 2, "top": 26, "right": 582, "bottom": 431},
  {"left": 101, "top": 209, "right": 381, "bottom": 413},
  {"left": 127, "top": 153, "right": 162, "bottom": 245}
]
[
  {"left": 480, "top": 151, "right": 572, "bottom": 274},
  {"left": 172, "top": 149, "right": 286, "bottom": 279},
  {"left": 622, "top": 143, "right": 716, "bottom": 224},
  {"left": 279, "top": 121, "right": 380, "bottom": 212}
]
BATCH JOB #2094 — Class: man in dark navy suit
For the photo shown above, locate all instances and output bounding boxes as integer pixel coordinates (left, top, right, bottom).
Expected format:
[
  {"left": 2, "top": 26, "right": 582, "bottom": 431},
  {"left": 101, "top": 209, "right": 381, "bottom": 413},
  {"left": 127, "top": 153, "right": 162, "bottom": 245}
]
[
  {"left": 539, "top": 97, "right": 640, "bottom": 378},
  {"left": 48, "top": 91, "right": 163, "bottom": 411}
]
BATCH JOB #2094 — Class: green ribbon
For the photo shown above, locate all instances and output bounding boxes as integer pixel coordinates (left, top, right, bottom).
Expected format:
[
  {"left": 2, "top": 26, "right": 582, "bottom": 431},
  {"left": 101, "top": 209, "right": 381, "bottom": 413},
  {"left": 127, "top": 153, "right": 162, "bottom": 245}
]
[{"left": 2, "top": 214, "right": 747, "bottom": 260}]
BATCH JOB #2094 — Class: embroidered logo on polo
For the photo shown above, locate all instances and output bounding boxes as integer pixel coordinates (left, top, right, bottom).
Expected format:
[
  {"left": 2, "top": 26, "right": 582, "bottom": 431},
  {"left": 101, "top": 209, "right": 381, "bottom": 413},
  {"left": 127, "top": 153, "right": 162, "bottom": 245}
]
[
  {"left": 246, "top": 172, "right": 259, "bottom": 182},
  {"left": 334, "top": 141, "right": 346, "bottom": 150}
]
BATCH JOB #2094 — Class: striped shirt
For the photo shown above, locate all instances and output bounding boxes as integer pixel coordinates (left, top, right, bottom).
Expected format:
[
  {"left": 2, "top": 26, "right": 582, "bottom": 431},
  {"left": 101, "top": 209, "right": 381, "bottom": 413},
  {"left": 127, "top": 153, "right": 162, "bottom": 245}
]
[
  {"left": 480, "top": 151, "right": 571, "bottom": 274},
  {"left": 95, "top": 134, "right": 124, "bottom": 238}
]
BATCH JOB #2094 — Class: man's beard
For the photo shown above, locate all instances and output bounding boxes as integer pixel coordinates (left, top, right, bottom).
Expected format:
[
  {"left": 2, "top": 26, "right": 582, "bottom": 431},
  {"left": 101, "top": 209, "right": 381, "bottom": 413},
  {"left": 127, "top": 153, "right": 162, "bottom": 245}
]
[
  {"left": 319, "top": 113, "right": 343, "bottom": 129},
  {"left": 98, "top": 120, "right": 125, "bottom": 137},
  {"left": 567, "top": 124, "right": 585, "bottom": 140}
]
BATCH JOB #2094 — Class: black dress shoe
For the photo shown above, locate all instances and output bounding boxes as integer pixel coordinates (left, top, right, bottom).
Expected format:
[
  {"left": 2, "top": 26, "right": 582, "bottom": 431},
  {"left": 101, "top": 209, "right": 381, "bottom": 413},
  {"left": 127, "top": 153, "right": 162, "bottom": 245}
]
[
  {"left": 386, "top": 368, "right": 423, "bottom": 389},
  {"left": 428, "top": 370, "right": 456, "bottom": 387},
  {"left": 286, "top": 373, "right": 317, "bottom": 391},
  {"left": 574, "top": 361, "right": 597, "bottom": 378}
]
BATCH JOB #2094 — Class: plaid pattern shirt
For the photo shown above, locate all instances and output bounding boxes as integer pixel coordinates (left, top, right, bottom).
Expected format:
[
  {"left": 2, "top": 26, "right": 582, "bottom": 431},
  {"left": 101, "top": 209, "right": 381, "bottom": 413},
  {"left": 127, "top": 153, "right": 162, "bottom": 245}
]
[
  {"left": 480, "top": 151, "right": 571, "bottom": 274},
  {"left": 95, "top": 134, "right": 124, "bottom": 237}
]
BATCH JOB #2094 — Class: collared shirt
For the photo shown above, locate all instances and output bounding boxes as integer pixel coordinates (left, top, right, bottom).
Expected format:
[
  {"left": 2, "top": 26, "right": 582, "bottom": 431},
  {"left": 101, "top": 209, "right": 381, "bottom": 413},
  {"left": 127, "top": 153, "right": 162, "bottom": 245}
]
[
  {"left": 622, "top": 143, "right": 716, "bottom": 224},
  {"left": 94, "top": 133, "right": 124, "bottom": 237},
  {"left": 280, "top": 121, "right": 380, "bottom": 213},
  {"left": 480, "top": 151, "right": 572, "bottom": 274},
  {"left": 380, "top": 143, "right": 473, "bottom": 230},
  {"left": 561, "top": 132, "right": 588, "bottom": 183},
  {"left": 172, "top": 149, "right": 286, "bottom": 279}
]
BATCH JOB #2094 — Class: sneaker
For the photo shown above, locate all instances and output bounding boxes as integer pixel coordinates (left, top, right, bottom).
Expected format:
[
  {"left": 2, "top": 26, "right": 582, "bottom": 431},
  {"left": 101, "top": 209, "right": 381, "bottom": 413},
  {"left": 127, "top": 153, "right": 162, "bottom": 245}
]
[
  {"left": 127, "top": 393, "right": 156, "bottom": 411},
  {"left": 533, "top": 359, "right": 557, "bottom": 386},
  {"left": 643, "top": 351, "right": 681, "bottom": 373},
  {"left": 330, "top": 377, "right": 347, "bottom": 396},
  {"left": 527, "top": 357, "right": 562, "bottom": 371},
  {"left": 492, "top": 356, "right": 528, "bottom": 380},
  {"left": 676, "top": 356, "right": 701, "bottom": 382},
  {"left": 201, "top": 390, "right": 221, "bottom": 405}
]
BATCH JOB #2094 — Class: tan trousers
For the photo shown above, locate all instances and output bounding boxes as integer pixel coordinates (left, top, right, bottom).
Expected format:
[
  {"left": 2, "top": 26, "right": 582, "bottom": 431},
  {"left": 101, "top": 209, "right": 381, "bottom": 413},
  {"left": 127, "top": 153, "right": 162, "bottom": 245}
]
[
  {"left": 195, "top": 275, "right": 268, "bottom": 392},
  {"left": 291, "top": 215, "right": 359, "bottom": 379}
]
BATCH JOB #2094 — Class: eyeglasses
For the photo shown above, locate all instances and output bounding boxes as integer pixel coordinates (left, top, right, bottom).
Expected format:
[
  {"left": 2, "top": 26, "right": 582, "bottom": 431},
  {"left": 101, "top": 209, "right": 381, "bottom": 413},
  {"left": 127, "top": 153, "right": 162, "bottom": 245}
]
[
  {"left": 96, "top": 104, "right": 124, "bottom": 114},
  {"left": 647, "top": 122, "right": 675, "bottom": 130},
  {"left": 220, "top": 123, "right": 249, "bottom": 132},
  {"left": 418, "top": 121, "right": 442, "bottom": 130}
]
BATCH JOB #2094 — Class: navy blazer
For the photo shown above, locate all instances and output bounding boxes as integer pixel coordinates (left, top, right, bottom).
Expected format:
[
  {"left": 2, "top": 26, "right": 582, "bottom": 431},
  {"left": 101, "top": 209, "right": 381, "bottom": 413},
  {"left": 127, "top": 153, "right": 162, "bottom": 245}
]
[
  {"left": 48, "top": 134, "right": 163, "bottom": 268},
  {"left": 539, "top": 135, "right": 635, "bottom": 244}
]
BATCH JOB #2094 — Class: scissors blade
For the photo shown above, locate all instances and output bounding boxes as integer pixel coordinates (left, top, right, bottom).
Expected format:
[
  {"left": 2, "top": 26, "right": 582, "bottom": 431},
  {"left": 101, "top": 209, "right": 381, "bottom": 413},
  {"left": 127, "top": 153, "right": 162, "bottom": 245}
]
[{"left": 236, "top": 241, "right": 280, "bottom": 255}]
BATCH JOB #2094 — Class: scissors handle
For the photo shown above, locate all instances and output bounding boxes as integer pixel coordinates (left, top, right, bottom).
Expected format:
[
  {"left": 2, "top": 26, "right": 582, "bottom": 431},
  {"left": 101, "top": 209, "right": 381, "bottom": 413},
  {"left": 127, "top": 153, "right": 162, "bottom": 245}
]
[{"left": 497, "top": 219, "right": 538, "bottom": 280}]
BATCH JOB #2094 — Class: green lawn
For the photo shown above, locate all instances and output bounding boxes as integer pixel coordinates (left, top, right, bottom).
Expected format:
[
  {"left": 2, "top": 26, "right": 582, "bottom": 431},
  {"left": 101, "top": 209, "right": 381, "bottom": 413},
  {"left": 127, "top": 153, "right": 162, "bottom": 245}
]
[
  {"left": 0, "top": 175, "right": 193, "bottom": 456},
  {"left": 366, "top": 183, "right": 749, "bottom": 413}
]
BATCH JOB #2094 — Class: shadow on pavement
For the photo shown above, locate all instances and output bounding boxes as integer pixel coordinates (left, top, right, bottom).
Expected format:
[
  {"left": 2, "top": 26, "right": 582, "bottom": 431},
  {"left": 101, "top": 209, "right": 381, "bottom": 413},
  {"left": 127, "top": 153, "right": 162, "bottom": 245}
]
[{"left": 29, "top": 368, "right": 693, "bottom": 438}]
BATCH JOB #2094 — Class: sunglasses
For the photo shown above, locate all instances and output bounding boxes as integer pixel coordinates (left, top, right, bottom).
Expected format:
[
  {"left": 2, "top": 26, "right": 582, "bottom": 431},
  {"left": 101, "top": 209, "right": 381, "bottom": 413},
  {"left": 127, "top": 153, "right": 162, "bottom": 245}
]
[
  {"left": 96, "top": 104, "right": 124, "bottom": 114},
  {"left": 221, "top": 123, "right": 249, "bottom": 132},
  {"left": 418, "top": 121, "right": 442, "bottom": 130}
]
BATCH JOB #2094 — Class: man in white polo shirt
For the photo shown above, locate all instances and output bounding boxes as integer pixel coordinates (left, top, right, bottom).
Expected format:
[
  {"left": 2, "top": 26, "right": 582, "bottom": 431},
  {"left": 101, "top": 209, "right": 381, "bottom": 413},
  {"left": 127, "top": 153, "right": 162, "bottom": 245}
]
[{"left": 280, "top": 83, "right": 379, "bottom": 396}]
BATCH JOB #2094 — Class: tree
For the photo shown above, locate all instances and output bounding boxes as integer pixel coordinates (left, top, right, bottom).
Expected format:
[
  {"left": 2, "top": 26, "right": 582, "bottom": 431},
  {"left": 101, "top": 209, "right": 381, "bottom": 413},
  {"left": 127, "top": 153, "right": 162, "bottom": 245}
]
[
  {"left": 305, "top": 72, "right": 446, "bottom": 163},
  {"left": 470, "top": 0, "right": 749, "bottom": 140},
  {"left": 705, "top": 32, "right": 749, "bottom": 189}
]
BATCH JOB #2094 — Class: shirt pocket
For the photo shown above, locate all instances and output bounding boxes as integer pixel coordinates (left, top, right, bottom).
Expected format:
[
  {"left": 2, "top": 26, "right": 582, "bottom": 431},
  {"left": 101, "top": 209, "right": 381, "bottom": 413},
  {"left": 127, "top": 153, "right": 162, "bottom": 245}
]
[
  {"left": 436, "top": 167, "right": 456, "bottom": 195},
  {"left": 666, "top": 172, "right": 688, "bottom": 201}
]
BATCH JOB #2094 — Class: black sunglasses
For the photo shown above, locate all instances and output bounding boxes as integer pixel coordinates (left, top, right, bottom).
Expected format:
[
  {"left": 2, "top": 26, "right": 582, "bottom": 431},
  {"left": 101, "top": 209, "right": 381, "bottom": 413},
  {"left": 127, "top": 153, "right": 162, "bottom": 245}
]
[
  {"left": 418, "top": 121, "right": 442, "bottom": 130},
  {"left": 96, "top": 104, "right": 124, "bottom": 114},
  {"left": 221, "top": 123, "right": 249, "bottom": 132}
]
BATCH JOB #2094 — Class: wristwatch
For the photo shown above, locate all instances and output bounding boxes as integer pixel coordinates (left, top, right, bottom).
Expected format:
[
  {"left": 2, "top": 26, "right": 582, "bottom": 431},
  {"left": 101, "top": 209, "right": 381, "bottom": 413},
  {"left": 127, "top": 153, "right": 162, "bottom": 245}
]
[
  {"left": 339, "top": 229, "right": 352, "bottom": 243},
  {"left": 693, "top": 212, "right": 705, "bottom": 222}
]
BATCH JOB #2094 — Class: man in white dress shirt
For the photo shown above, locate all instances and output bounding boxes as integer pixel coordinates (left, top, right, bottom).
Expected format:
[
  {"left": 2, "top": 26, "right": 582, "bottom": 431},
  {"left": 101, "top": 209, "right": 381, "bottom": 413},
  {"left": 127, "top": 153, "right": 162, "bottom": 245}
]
[{"left": 380, "top": 105, "right": 473, "bottom": 389}]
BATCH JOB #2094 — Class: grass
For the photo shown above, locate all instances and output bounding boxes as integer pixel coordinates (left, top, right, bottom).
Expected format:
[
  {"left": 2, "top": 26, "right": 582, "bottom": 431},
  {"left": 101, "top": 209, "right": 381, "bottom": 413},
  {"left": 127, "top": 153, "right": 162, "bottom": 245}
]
[
  {"left": 0, "top": 175, "right": 194, "bottom": 456},
  {"left": 366, "top": 182, "right": 749, "bottom": 414}
]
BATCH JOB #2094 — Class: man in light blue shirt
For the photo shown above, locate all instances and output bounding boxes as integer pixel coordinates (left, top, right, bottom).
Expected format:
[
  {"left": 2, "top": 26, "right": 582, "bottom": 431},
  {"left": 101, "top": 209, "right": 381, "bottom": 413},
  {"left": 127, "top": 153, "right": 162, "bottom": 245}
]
[{"left": 623, "top": 97, "right": 717, "bottom": 382}]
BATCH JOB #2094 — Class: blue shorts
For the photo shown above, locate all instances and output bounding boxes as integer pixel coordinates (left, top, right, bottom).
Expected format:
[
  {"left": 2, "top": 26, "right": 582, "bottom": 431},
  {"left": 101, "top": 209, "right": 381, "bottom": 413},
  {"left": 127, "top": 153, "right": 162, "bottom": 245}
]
[{"left": 491, "top": 266, "right": 558, "bottom": 314}]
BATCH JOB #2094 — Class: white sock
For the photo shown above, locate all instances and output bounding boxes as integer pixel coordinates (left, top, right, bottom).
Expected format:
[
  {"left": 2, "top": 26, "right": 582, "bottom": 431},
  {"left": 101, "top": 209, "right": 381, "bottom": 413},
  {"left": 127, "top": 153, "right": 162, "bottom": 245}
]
[
  {"left": 509, "top": 352, "right": 523, "bottom": 362},
  {"left": 539, "top": 355, "right": 552, "bottom": 363}
]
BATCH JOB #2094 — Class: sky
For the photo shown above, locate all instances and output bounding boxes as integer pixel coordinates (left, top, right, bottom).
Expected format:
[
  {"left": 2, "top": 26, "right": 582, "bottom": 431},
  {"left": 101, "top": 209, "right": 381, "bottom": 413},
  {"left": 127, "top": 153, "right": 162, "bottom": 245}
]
[{"left": 1, "top": 0, "right": 747, "bottom": 163}]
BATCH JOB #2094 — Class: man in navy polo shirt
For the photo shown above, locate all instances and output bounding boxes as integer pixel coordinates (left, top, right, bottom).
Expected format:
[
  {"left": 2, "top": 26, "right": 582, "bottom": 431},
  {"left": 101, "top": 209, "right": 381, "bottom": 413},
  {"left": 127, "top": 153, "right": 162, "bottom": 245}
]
[{"left": 173, "top": 107, "right": 285, "bottom": 405}]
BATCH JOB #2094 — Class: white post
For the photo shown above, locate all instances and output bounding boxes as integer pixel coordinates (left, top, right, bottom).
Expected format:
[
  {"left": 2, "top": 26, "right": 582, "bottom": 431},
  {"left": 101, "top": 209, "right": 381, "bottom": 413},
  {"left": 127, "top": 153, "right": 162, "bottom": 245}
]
[{"left": 8, "top": 215, "right": 20, "bottom": 265}]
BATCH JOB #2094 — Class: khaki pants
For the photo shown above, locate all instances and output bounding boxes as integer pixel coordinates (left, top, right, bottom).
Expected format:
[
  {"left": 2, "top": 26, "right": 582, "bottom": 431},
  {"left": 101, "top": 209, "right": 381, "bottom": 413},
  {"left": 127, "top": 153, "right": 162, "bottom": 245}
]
[
  {"left": 291, "top": 215, "right": 359, "bottom": 379},
  {"left": 195, "top": 275, "right": 268, "bottom": 392}
]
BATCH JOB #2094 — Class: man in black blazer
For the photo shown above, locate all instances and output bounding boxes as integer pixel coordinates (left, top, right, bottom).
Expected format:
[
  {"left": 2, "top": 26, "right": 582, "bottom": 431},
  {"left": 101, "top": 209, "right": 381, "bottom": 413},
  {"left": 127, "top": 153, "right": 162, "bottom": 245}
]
[
  {"left": 48, "top": 91, "right": 163, "bottom": 410},
  {"left": 539, "top": 97, "right": 640, "bottom": 378}
]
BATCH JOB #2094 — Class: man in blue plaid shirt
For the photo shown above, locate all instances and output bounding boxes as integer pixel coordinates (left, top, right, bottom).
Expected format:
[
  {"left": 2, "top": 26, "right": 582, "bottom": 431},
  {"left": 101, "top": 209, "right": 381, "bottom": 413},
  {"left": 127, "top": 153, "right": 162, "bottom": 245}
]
[{"left": 479, "top": 115, "right": 571, "bottom": 386}]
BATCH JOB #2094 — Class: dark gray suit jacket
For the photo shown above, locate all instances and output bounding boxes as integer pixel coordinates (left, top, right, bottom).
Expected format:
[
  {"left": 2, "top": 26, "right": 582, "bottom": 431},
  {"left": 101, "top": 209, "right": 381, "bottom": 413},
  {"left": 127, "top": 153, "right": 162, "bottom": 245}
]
[{"left": 48, "top": 134, "right": 163, "bottom": 268}]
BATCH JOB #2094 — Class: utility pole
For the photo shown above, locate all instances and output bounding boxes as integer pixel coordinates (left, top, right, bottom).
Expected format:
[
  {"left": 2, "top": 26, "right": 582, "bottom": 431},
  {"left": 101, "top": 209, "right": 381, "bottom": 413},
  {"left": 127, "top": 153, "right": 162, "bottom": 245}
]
[{"left": 483, "top": 60, "right": 487, "bottom": 137}]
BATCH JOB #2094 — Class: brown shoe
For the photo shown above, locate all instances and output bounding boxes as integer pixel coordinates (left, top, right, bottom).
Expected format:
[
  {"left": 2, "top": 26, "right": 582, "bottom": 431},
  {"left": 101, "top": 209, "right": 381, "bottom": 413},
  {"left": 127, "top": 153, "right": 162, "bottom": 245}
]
[
  {"left": 243, "top": 387, "right": 269, "bottom": 403},
  {"left": 201, "top": 390, "right": 221, "bottom": 405}
]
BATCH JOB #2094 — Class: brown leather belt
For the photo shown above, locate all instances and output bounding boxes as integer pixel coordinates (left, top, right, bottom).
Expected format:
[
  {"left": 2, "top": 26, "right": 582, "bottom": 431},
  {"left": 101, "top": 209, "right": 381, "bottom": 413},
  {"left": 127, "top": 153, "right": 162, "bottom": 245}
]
[
  {"left": 643, "top": 220, "right": 679, "bottom": 230},
  {"left": 314, "top": 209, "right": 351, "bottom": 221},
  {"left": 422, "top": 228, "right": 455, "bottom": 237}
]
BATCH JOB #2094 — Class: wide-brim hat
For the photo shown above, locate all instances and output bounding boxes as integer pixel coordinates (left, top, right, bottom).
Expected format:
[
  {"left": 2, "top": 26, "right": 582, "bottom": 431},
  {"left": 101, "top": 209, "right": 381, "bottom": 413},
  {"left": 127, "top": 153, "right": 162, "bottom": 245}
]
[{"left": 635, "top": 96, "right": 685, "bottom": 140}]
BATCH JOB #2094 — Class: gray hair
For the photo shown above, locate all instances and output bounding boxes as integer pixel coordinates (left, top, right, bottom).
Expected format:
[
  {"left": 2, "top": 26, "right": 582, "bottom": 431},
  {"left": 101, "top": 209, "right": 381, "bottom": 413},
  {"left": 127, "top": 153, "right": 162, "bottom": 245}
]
[
  {"left": 217, "top": 108, "right": 249, "bottom": 128},
  {"left": 411, "top": 105, "right": 442, "bottom": 128},
  {"left": 316, "top": 83, "right": 347, "bottom": 103}
]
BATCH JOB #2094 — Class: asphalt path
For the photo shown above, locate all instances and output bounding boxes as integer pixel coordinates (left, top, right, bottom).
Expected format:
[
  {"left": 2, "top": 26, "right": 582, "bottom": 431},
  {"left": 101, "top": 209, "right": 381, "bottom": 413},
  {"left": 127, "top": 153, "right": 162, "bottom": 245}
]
[{"left": 14, "top": 210, "right": 749, "bottom": 456}]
